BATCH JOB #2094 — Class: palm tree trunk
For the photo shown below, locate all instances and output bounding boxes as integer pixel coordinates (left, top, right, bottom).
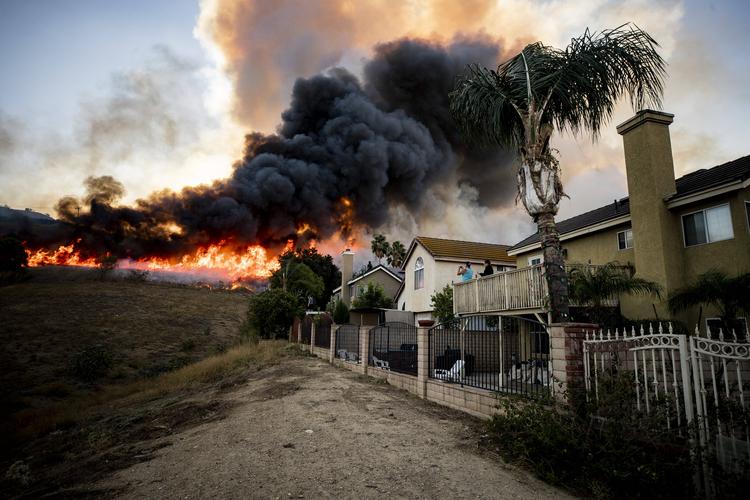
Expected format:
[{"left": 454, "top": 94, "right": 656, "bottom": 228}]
[{"left": 536, "top": 211, "right": 570, "bottom": 323}]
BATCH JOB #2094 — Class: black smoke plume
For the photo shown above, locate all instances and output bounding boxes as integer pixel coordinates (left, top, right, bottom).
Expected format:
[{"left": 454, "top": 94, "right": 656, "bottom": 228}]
[{"left": 21, "top": 37, "right": 516, "bottom": 259}]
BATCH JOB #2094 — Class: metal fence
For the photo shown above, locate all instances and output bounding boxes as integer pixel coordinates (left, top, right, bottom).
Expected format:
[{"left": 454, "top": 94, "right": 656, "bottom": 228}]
[
  {"left": 335, "top": 324, "right": 360, "bottom": 363},
  {"left": 428, "top": 315, "right": 551, "bottom": 397},
  {"left": 583, "top": 323, "right": 750, "bottom": 493},
  {"left": 369, "top": 322, "right": 418, "bottom": 375},
  {"left": 314, "top": 319, "right": 331, "bottom": 349},
  {"left": 300, "top": 316, "right": 312, "bottom": 344}
]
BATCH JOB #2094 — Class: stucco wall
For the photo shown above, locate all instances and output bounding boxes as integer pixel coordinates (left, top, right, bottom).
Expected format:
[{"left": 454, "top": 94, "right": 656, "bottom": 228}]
[{"left": 514, "top": 222, "right": 635, "bottom": 269}]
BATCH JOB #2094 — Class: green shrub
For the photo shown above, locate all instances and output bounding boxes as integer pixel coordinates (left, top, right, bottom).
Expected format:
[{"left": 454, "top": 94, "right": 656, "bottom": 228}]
[
  {"left": 351, "top": 282, "right": 393, "bottom": 309},
  {"left": 71, "top": 345, "right": 113, "bottom": 382},
  {"left": 487, "top": 392, "right": 694, "bottom": 498},
  {"left": 430, "top": 284, "right": 454, "bottom": 323},
  {"left": 245, "top": 288, "right": 302, "bottom": 339},
  {"left": 332, "top": 299, "right": 350, "bottom": 324}
]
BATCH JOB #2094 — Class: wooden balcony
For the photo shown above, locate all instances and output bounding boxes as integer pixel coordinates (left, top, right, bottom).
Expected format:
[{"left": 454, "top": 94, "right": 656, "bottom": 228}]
[{"left": 453, "top": 264, "right": 620, "bottom": 315}]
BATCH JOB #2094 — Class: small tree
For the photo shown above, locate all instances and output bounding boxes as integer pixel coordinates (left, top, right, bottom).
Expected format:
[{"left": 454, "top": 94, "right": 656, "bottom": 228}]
[
  {"left": 245, "top": 288, "right": 302, "bottom": 339},
  {"left": 430, "top": 284, "right": 455, "bottom": 323},
  {"left": 332, "top": 299, "right": 350, "bottom": 324},
  {"left": 270, "top": 260, "right": 324, "bottom": 305},
  {"left": 352, "top": 282, "right": 393, "bottom": 309},
  {"left": 387, "top": 241, "right": 406, "bottom": 268}
]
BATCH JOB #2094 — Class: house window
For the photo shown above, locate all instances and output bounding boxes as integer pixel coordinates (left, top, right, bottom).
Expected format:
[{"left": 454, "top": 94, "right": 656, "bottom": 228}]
[
  {"left": 682, "top": 204, "right": 733, "bottom": 247},
  {"left": 617, "top": 228, "right": 633, "bottom": 250},
  {"left": 528, "top": 255, "right": 542, "bottom": 266},
  {"left": 706, "top": 317, "right": 748, "bottom": 338},
  {"left": 414, "top": 257, "right": 424, "bottom": 289}
]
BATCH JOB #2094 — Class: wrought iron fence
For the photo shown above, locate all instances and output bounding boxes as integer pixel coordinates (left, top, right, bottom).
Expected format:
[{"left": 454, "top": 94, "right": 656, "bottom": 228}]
[
  {"left": 428, "top": 315, "right": 551, "bottom": 398},
  {"left": 300, "top": 316, "right": 312, "bottom": 344},
  {"left": 314, "top": 320, "right": 331, "bottom": 349},
  {"left": 583, "top": 323, "right": 750, "bottom": 494},
  {"left": 335, "top": 324, "right": 360, "bottom": 363},
  {"left": 368, "top": 322, "right": 417, "bottom": 375}
]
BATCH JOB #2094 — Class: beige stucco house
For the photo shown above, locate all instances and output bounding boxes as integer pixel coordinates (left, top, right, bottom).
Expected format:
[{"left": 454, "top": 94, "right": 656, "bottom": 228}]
[
  {"left": 504, "top": 110, "right": 750, "bottom": 331},
  {"left": 331, "top": 250, "right": 403, "bottom": 307},
  {"left": 396, "top": 236, "right": 515, "bottom": 323}
]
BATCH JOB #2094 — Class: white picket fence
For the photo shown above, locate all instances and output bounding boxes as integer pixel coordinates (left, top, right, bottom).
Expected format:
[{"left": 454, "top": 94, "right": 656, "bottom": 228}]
[{"left": 583, "top": 323, "right": 750, "bottom": 481}]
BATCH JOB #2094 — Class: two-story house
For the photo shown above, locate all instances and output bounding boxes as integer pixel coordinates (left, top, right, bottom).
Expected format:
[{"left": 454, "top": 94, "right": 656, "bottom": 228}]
[{"left": 500, "top": 110, "right": 749, "bottom": 332}]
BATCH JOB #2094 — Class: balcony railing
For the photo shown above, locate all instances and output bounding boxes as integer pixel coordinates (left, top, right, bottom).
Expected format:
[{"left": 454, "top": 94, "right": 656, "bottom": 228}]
[{"left": 453, "top": 264, "right": 621, "bottom": 315}]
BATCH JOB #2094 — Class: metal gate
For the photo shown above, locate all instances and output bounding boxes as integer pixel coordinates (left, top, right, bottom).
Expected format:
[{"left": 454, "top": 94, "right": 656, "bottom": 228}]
[
  {"left": 428, "top": 315, "right": 551, "bottom": 397},
  {"left": 584, "top": 323, "right": 750, "bottom": 487},
  {"left": 368, "top": 322, "right": 417, "bottom": 375}
]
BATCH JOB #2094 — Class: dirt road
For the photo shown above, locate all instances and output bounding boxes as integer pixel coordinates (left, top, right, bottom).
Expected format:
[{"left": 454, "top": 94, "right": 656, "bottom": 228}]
[{"left": 99, "top": 356, "right": 571, "bottom": 499}]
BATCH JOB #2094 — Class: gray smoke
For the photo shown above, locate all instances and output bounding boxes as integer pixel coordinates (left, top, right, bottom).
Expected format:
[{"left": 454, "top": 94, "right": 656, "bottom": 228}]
[{"left": 26, "top": 37, "right": 517, "bottom": 259}]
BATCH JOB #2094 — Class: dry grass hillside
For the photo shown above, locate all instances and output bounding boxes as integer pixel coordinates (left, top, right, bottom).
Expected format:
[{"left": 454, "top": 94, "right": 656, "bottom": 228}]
[{"left": 0, "top": 267, "right": 291, "bottom": 497}]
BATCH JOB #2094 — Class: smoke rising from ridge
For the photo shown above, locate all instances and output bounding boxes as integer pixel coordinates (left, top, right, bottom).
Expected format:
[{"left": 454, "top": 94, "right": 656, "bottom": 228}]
[{"left": 29, "top": 37, "right": 517, "bottom": 259}]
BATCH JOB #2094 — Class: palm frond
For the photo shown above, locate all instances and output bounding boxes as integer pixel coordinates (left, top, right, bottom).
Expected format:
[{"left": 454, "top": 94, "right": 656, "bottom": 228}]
[
  {"left": 537, "top": 23, "right": 667, "bottom": 138},
  {"left": 449, "top": 64, "right": 524, "bottom": 149}
]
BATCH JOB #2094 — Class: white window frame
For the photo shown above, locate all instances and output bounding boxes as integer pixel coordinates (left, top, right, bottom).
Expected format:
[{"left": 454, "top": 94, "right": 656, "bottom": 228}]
[
  {"left": 528, "top": 254, "right": 543, "bottom": 266},
  {"left": 414, "top": 257, "right": 424, "bottom": 290},
  {"left": 681, "top": 203, "right": 734, "bottom": 247},
  {"left": 617, "top": 228, "right": 633, "bottom": 250}
]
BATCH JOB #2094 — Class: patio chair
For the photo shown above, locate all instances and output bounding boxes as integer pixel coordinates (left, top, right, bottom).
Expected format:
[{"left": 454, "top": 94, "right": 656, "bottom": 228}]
[
  {"left": 372, "top": 355, "right": 390, "bottom": 370},
  {"left": 433, "top": 360, "right": 465, "bottom": 382}
]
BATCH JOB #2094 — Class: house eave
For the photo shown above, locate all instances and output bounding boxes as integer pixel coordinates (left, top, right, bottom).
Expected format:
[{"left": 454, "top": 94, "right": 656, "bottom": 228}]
[
  {"left": 665, "top": 178, "right": 750, "bottom": 209},
  {"left": 507, "top": 214, "right": 632, "bottom": 256}
]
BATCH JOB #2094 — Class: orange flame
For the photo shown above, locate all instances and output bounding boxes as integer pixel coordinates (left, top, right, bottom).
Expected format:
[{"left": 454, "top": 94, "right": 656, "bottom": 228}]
[
  {"left": 26, "top": 240, "right": 291, "bottom": 282},
  {"left": 337, "top": 196, "right": 355, "bottom": 247},
  {"left": 26, "top": 240, "right": 99, "bottom": 267}
]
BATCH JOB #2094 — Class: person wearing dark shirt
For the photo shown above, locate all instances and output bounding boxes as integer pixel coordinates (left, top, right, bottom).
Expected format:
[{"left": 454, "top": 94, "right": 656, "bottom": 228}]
[{"left": 480, "top": 259, "right": 494, "bottom": 277}]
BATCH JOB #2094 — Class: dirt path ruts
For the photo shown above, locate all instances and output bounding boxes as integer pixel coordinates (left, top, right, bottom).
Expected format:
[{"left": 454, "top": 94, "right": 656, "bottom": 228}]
[{"left": 98, "top": 357, "right": 572, "bottom": 499}]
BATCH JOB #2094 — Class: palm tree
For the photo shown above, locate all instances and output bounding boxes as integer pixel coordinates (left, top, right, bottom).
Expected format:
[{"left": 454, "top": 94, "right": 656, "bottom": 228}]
[
  {"left": 387, "top": 240, "right": 406, "bottom": 268},
  {"left": 371, "top": 234, "right": 389, "bottom": 264},
  {"left": 668, "top": 270, "right": 750, "bottom": 335},
  {"left": 568, "top": 263, "right": 661, "bottom": 325},
  {"left": 449, "top": 24, "right": 666, "bottom": 322}
]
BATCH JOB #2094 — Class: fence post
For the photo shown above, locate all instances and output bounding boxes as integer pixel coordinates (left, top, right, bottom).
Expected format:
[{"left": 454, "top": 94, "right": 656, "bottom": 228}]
[
  {"left": 360, "top": 325, "right": 369, "bottom": 375},
  {"left": 310, "top": 320, "right": 316, "bottom": 353},
  {"left": 549, "top": 322, "right": 597, "bottom": 402},
  {"left": 417, "top": 326, "right": 429, "bottom": 398},
  {"left": 330, "top": 324, "right": 337, "bottom": 364}
]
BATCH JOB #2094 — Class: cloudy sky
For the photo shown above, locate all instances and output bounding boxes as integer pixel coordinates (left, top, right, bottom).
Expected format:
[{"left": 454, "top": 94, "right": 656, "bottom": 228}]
[{"left": 1, "top": 0, "right": 748, "bottom": 247}]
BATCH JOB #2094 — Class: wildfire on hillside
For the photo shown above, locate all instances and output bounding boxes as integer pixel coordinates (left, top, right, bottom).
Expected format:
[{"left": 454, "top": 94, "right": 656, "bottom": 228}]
[
  {"left": 26, "top": 239, "right": 292, "bottom": 282},
  {"left": 24, "top": 196, "right": 363, "bottom": 284}
]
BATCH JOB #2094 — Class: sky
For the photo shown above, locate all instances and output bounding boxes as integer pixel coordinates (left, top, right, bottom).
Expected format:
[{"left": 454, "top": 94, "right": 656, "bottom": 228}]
[{"left": 1, "top": 0, "right": 749, "bottom": 247}]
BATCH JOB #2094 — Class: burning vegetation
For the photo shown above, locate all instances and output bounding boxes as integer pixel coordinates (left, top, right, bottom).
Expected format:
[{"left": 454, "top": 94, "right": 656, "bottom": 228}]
[{"left": 13, "top": 37, "right": 516, "bottom": 280}]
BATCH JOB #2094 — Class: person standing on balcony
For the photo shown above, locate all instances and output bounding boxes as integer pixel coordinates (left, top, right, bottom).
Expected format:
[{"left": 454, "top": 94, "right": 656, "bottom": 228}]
[
  {"left": 457, "top": 262, "right": 474, "bottom": 281},
  {"left": 480, "top": 259, "right": 494, "bottom": 277}
]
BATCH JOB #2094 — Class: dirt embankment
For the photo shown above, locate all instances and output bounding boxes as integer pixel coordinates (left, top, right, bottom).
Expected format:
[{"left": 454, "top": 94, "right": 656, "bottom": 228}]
[{"left": 96, "top": 356, "right": 571, "bottom": 499}]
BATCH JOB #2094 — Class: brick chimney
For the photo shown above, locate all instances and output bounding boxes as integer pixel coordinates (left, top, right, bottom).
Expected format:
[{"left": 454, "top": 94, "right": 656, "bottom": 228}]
[
  {"left": 616, "top": 110, "right": 684, "bottom": 316},
  {"left": 340, "top": 249, "right": 354, "bottom": 307}
]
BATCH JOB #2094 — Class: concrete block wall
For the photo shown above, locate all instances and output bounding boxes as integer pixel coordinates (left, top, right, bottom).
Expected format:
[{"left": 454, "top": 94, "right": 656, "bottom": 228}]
[{"left": 299, "top": 322, "right": 586, "bottom": 419}]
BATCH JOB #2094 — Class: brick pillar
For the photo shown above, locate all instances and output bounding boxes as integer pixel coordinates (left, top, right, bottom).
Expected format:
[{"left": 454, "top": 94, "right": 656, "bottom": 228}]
[
  {"left": 359, "top": 325, "right": 369, "bottom": 375},
  {"left": 310, "top": 321, "right": 316, "bottom": 353},
  {"left": 416, "top": 327, "right": 429, "bottom": 398},
  {"left": 329, "top": 324, "right": 337, "bottom": 363},
  {"left": 550, "top": 322, "right": 597, "bottom": 400}
]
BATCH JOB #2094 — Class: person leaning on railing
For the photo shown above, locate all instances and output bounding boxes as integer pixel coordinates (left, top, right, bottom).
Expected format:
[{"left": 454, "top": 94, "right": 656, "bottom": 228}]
[
  {"left": 456, "top": 262, "right": 474, "bottom": 281},
  {"left": 480, "top": 259, "right": 494, "bottom": 277}
]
